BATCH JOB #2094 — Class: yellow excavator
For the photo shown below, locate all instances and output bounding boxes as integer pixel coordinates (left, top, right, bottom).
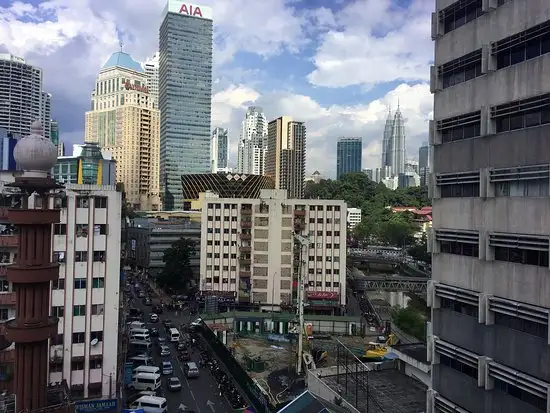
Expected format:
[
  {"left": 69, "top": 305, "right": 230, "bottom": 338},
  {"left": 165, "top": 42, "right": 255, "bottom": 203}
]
[{"left": 361, "top": 334, "right": 396, "bottom": 361}]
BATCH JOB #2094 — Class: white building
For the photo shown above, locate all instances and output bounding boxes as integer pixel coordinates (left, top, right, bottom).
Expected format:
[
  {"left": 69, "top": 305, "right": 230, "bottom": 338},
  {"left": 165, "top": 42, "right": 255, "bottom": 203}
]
[
  {"left": 347, "top": 207, "right": 361, "bottom": 229},
  {"left": 144, "top": 52, "right": 159, "bottom": 109},
  {"left": 49, "top": 183, "right": 122, "bottom": 399},
  {"left": 200, "top": 189, "right": 347, "bottom": 312},
  {"left": 236, "top": 106, "right": 268, "bottom": 175},
  {"left": 211, "top": 127, "right": 228, "bottom": 173}
]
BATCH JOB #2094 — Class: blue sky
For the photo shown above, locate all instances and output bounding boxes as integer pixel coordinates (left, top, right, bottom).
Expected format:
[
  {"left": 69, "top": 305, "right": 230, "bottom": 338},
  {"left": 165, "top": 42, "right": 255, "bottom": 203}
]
[{"left": 0, "top": 0, "right": 434, "bottom": 177}]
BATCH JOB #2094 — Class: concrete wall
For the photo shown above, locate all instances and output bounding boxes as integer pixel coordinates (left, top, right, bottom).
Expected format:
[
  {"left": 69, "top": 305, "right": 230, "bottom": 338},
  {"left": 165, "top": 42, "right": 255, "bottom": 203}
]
[{"left": 306, "top": 371, "right": 360, "bottom": 413}]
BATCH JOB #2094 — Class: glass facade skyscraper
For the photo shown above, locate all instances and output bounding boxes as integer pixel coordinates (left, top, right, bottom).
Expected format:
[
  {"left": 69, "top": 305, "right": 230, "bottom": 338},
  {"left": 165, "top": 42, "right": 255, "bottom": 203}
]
[
  {"left": 159, "top": 2, "right": 213, "bottom": 210},
  {"left": 336, "top": 137, "right": 362, "bottom": 179}
]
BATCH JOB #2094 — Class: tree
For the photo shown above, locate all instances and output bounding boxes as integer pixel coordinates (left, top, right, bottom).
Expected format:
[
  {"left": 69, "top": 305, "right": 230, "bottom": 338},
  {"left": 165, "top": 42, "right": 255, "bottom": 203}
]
[
  {"left": 391, "top": 305, "right": 426, "bottom": 340},
  {"left": 376, "top": 215, "right": 415, "bottom": 247},
  {"left": 407, "top": 234, "right": 431, "bottom": 264},
  {"left": 157, "top": 237, "right": 197, "bottom": 293}
]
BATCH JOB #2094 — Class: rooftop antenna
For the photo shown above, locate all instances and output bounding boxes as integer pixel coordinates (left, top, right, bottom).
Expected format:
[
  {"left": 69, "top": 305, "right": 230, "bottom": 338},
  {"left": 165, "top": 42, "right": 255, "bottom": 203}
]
[
  {"left": 119, "top": 39, "right": 124, "bottom": 53},
  {"left": 397, "top": 96, "right": 400, "bottom": 109}
]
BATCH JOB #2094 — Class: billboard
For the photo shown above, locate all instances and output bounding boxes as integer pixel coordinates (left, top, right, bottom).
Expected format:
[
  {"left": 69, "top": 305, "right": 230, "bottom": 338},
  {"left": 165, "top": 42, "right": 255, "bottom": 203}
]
[{"left": 167, "top": 1, "right": 213, "bottom": 20}]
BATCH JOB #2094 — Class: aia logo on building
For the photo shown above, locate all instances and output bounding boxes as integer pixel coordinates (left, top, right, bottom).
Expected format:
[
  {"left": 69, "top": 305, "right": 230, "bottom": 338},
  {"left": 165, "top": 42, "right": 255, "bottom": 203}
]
[{"left": 179, "top": 4, "right": 203, "bottom": 17}]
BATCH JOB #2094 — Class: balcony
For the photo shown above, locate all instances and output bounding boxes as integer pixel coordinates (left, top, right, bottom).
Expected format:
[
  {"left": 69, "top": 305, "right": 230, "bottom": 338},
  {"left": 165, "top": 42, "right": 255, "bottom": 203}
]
[
  {"left": 239, "top": 271, "right": 251, "bottom": 278},
  {"left": 0, "top": 236, "right": 17, "bottom": 248},
  {"left": 241, "top": 208, "right": 252, "bottom": 215},
  {"left": 0, "top": 293, "right": 15, "bottom": 306},
  {"left": 240, "top": 221, "right": 252, "bottom": 229},
  {"left": 239, "top": 257, "right": 251, "bottom": 266},
  {"left": 239, "top": 245, "right": 251, "bottom": 253},
  {"left": 294, "top": 210, "right": 306, "bottom": 217},
  {"left": 240, "top": 232, "right": 251, "bottom": 240}
]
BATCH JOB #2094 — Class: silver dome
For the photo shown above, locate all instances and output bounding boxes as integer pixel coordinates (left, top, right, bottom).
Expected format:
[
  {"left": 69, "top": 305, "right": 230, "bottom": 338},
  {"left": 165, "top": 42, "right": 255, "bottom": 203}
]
[{"left": 14, "top": 120, "right": 58, "bottom": 172}]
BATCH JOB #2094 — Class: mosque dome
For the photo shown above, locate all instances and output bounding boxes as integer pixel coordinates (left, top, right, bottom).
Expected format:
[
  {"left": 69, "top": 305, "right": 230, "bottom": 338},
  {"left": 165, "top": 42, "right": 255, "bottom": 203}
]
[{"left": 14, "top": 120, "right": 58, "bottom": 172}]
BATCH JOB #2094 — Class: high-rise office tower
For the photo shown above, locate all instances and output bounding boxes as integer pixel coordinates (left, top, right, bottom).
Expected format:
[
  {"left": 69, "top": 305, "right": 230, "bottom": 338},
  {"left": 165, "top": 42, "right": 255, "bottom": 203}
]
[
  {"left": 159, "top": 2, "right": 213, "bottom": 210},
  {"left": 41, "top": 92, "right": 52, "bottom": 139},
  {"left": 428, "top": 2, "right": 550, "bottom": 413},
  {"left": 336, "top": 137, "right": 362, "bottom": 179},
  {"left": 0, "top": 54, "right": 47, "bottom": 137},
  {"left": 418, "top": 142, "right": 429, "bottom": 187},
  {"left": 144, "top": 52, "right": 159, "bottom": 109},
  {"left": 237, "top": 106, "right": 268, "bottom": 175},
  {"left": 211, "top": 127, "right": 228, "bottom": 173},
  {"left": 85, "top": 51, "right": 161, "bottom": 211},
  {"left": 50, "top": 119, "right": 59, "bottom": 146},
  {"left": 265, "top": 116, "right": 306, "bottom": 199},
  {"left": 380, "top": 103, "right": 406, "bottom": 177}
]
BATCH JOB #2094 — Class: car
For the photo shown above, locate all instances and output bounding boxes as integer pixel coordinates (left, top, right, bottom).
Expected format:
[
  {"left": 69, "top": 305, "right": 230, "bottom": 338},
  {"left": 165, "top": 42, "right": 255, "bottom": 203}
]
[
  {"left": 163, "top": 319, "right": 173, "bottom": 330},
  {"left": 178, "top": 350, "right": 190, "bottom": 361},
  {"left": 149, "top": 313, "right": 159, "bottom": 323},
  {"left": 161, "top": 361, "right": 173, "bottom": 375},
  {"left": 138, "top": 291, "right": 146, "bottom": 298},
  {"left": 183, "top": 362, "right": 199, "bottom": 378},
  {"left": 149, "top": 328, "right": 159, "bottom": 337},
  {"left": 157, "top": 336, "right": 167, "bottom": 345},
  {"left": 159, "top": 345, "right": 171, "bottom": 357},
  {"left": 168, "top": 377, "right": 182, "bottom": 392},
  {"left": 177, "top": 342, "right": 186, "bottom": 351}
]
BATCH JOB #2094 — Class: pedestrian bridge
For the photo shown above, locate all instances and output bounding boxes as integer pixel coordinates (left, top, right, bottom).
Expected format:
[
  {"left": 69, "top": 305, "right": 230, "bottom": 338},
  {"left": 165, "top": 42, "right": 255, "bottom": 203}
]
[{"left": 351, "top": 275, "right": 428, "bottom": 293}]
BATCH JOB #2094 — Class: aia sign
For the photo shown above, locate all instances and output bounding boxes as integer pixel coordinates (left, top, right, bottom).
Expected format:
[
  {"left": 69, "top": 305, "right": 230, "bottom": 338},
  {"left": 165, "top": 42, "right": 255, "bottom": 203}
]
[
  {"left": 124, "top": 81, "right": 148, "bottom": 94},
  {"left": 179, "top": 4, "right": 204, "bottom": 17}
]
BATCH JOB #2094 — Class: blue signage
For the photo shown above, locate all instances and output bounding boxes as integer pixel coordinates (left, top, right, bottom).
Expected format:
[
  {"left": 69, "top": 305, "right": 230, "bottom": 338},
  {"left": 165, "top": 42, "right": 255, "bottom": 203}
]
[
  {"left": 75, "top": 399, "right": 117, "bottom": 413},
  {"left": 124, "top": 361, "right": 134, "bottom": 385}
]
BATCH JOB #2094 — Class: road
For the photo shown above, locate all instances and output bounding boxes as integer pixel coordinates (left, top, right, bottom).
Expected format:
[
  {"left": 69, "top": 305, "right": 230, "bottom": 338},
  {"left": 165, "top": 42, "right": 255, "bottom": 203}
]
[{"left": 128, "top": 285, "right": 233, "bottom": 413}]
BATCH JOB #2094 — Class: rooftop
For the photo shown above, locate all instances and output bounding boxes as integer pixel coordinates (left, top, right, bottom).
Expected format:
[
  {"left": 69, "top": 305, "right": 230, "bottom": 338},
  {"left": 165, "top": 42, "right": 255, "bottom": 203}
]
[
  {"left": 102, "top": 51, "right": 144, "bottom": 73},
  {"left": 391, "top": 343, "right": 428, "bottom": 364},
  {"left": 277, "top": 390, "right": 341, "bottom": 413}
]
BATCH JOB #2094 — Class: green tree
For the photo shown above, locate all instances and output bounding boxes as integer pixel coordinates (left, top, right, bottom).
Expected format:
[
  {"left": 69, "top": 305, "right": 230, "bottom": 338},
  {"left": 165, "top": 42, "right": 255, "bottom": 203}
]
[
  {"left": 158, "top": 237, "right": 196, "bottom": 293},
  {"left": 376, "top": 215, "right": 415, "bottom": 247},
  {"left": 391, "top": 306, "right": 426, "bottom": 340},
  {"left": 407, "top": 234, "right": 431, "bottom": 264}
]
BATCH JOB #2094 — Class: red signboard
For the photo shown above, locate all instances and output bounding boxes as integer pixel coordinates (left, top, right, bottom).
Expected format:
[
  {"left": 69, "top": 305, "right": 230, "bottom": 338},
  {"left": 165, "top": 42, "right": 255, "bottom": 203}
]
[
  {"left": 307, "top": 291, "right": 339, "bottom": 301},
  {"left": 124, "top": 81, "right": 149, "bottom": 94},
  {"left": 200, "top": 290, "right": 236, "bottom": 298},
  {"left": 179, "top": 4, "right": 204, "bottom": 17}
]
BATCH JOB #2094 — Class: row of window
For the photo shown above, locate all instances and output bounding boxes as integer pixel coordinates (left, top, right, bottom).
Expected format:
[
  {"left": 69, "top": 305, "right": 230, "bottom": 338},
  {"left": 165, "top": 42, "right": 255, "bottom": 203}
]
[
  {"left": 75, "top": 197, "right": 108, "bottom": 209},
  {"left": 52, "top": 277, "right": 105, "bottom": 290},
  {"left": 52, "top": 304, "right": 104, "bottom": 318},
  {"left": 50, "top": 357, "right": 102, "bottom": 373},
  {"left": 207, "top": 203, "right": 341, "bottom": 212},
  {"left": 54, "top": 224, "right": 108, "bottom": 236},
  {"left": 54, "top": 251, "right": 106, "bottom": 263}
]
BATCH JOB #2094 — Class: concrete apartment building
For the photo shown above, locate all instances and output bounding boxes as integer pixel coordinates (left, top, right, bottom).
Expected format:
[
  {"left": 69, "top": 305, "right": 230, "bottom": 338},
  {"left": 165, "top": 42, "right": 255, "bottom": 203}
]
[
  {"left": 199, "top": 189, "right": 347, "bottom": 313},
  {"left": 428, "top": 1, "right": 550, "bottom": 413},
  {"left": 265, "top": 117, "right": 306, "bottom": 199}
]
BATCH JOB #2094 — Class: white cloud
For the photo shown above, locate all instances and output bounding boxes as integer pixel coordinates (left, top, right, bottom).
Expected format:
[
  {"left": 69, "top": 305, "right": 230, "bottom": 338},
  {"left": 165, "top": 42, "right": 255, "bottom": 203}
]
[
  {"left": 212, "top": 82, "right": 433, "bottom": 177},
  {"left": 307, "top": 0, "right": 433, "bottom": 88}
]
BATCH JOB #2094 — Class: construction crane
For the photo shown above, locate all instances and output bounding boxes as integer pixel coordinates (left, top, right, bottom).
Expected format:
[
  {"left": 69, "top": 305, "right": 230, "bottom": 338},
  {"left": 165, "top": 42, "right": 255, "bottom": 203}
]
[{"left": 293, "top": 232, "right": 309, "bottom": 374}]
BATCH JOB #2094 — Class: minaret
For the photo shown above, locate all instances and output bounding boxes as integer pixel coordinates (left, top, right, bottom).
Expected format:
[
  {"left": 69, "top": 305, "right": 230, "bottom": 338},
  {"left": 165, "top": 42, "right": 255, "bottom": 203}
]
[
  {"left": 391, "top": 99, "right": 406, "bottom": 177},
  {"left": 381, "top": 107, "right": 394, "bottom": 176},
  {"left": 5, "top": 120, "right": 61, "bottom": 411}
]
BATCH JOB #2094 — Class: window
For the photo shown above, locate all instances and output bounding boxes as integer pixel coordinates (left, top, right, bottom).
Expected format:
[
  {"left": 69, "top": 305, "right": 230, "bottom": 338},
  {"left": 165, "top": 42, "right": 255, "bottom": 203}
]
[
  {"left": 93, "top": 251, "right": 105, "bottom": 262},
  {"left": 51, "top": 334, "right": 63, "bottom": 345},
  {"left": 490, "top": 164, "right": 550, "bottom": 197},
  {"left": 492, "top": 92, "right": 550, "bottom": 133},
  {"left": 493, "top": 21, "right": 550, "bottom": 70},
  {"left": 91, "top": 304, "right": 104, "bottom": 315},
  {"left": 440, "top": 0, "right": 484, "bottom": 34},
  {"left": 490, "top": 232, "right": 549, "bottom": 267},
  {"left": 71, "top": 361, "right": 84, "bottom": 371},
  {"left": 439, "top": 49, "right": 483, "bottom": 89},
  {"left": 76, "top": 224, "right": 88, "bottom": 237},
  {"left": 73, "top": 305, "right": 86, "bottom": 316},
  {"left": 435, "top": 339, "right": 478, "bottom": 379},
  {"left": 74, "top": 279, "right": 86, "bottom": 289},
  {"left": 0, "top": 280, "right": 8, "bottom": 292},
  {"left": 90, "top": 358, "right": 103, "bottom": 369},
  {"left": 53, "top": 252, "right": 65, "bottom": 263},
  {"left": 437, "top": 171, "right": 480, "bottom": 198},
  {"left": 436, "top": 229, "right": 479, "bottom": 257},
  {"left": 52, "top": 279, "right": 65, "bottom": 290},
  {"left": 0, "top": 309, "right": 8, "bottom": 320},
  {"left": 75, "top": 251, "right": 88, "bottom": 262},
  {"left": 94, "top": 197, "right": 107, "bottom": 208},
  {"left": 92, "top": 278, "right": 104, "bottom": 288},
  {"left": 72, "top": 332, "right": 85, "bottom": 343},
  {"left": 76, "top": 197, "right": 89, "bottom": 208},
  {"left": 438, "top": 111, "right": 481, "bottom": 143},
  {"left": 52, "top": 306, "right": 64, "bottom": 318},
  {"left": 93, "top": 224, "right": 107, "bottom": 235},
  {"left": 53, "top": 224, "right": 66, "bottom": 235},
  {"left": 90, "top": 331, "right": 103, "bottom": 342},
  {"left": 489, "top": 296, "right": 549, "bottom": 339},
  {"left": 440, "top": 297, "right": 479, "bottom": 317}
]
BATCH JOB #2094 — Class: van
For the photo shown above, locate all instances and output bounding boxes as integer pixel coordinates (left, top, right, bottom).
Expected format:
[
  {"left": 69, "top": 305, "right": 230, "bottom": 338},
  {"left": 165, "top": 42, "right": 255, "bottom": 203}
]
[
  {"left": 128, "top": 354, "right": 153, "bottom": 367},
  {"left": 168, "top": 327, "right": 180, "bottom": 342},
  {"left": 130, "top": 328, "right": 150, "bottom": 336},
  {"left": 128, "top": 321, "right": 146, "bottom": 330},
  {"left": 133, "top": 366, "right": 161, "bottom": 376},
  {"left": 129, "top": 373, "right": 161, "bottom": 391},
  {"left": 130, "top": 396, "right": 167, "bottom": 413},
  {"left": 130, "top": 340, "right": 153, "bottom": 352},
  {"left": 184, "top": 361, "right": 199, "bottom": 378},
  {"left": 130, "top": 332, "right": 151, "bottom": 342}
]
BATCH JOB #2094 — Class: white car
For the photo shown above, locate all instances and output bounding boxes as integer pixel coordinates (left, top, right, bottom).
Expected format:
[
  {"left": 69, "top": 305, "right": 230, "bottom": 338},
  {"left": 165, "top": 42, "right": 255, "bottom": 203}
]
[{"left": 149, "top": 313, "right": 159, "bottom": 323}]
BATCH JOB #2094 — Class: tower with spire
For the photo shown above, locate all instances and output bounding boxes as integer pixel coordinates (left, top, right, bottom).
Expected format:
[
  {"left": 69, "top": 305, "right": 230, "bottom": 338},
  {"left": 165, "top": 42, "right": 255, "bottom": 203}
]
[{"left": 381, "top": 98, "right": 406, "bottom": 178}]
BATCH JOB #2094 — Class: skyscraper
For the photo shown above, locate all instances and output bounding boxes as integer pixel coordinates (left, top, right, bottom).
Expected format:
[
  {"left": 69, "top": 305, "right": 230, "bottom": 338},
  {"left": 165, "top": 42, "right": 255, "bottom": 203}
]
[
  {"left": 428, "top": 1, "right": 550, "bottom": 412},
  {"left": 159, "top": 2, "right": 213, "bottom": 210},
  {"left": 50, "top": 119, "right": 59, "bottom": 146},
  {"left": 144, "top": 52, "right": 159, "bottom": 109},
  {"left": 41, "top": 92, "right": 52, "bottom": 140},
  {"left": 265, "top": 116, "right": 306, "bottom": 199},
  {"left": 237, "top": 106, "right": 268, "bottom": 175},
  {"left": 418, "top": 142, "right": 429, "bottom": 187},
  {"left": 380, "top": 103, "right": 406, "bottom": 177},
  {"left": 211, "top": 127, "right": 228, "bottom": 173},
  {"left": 336, "top": 137, "right": 362, "bottom": 179},
  {"left": 85, "top": 51, "right": 161, "bottom": 211}
]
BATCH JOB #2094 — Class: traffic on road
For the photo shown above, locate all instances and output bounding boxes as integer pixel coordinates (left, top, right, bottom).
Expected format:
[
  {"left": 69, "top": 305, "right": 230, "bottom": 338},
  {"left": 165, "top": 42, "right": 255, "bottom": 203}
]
[{"left": 123, "top": 274, "right": 237, "bottom": 413}]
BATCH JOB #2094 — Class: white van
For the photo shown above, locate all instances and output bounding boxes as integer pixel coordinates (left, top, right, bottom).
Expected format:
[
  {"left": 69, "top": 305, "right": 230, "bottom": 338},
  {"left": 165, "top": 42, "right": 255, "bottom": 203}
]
[
  {"left": 128, "top": 354, "right": 154, "bottom": 366},
  {"left": 130, "top": 328, "right": 150, "bottom": 336},
  {"left": 133, "top": 366, "right": 161, "bottom": 376},
  {"left": 168, "top": 327, "right": 180, "bottom": 342},
  {"left": 130, "top": 340, "right": 153, "bottom": 352},
  {"left": 129, "top": 373, "right": 161, "bottom": 391},
  {"left": 130, "top": 396, "right": 167, "bottom": 413},
  {"left": 128, "top": 321, "right": 146, "bottom": 330},
  {"left": 130, "top": 332, "right": 151, "bottom": 342}
]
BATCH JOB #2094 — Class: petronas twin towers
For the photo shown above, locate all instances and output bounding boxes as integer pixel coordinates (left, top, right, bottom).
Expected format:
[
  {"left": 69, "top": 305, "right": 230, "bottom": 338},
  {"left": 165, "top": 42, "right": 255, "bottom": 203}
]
[{"left": 381, "top": 103, "right": 406, "bottom": 178}]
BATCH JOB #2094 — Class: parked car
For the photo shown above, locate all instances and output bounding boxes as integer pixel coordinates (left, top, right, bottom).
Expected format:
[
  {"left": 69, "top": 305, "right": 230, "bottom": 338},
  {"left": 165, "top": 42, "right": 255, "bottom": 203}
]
[
  {"left": 177, "top": 342, "right": 186, "bottom": 351},
  {"left": 168, "top": 377, "right": 182, "bottom": 392},
  {"left": 149, "top": 328, "right": 159, "bottom": 337},
  {"left": 183, "top": 362, "right": 199, "bottom": 378},
  {"left": 159, "top": 345, "right": 171, "bottom": 357},
  {"left": 161, "top": 361, "right": 173, "bottom": 375}
]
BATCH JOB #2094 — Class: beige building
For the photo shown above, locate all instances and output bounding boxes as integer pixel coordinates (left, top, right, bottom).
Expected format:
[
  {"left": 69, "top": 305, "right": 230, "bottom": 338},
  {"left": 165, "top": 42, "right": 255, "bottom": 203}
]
[
  {"left": 85, "top": 51, "right": 160, "bottom": 211},
  {"left": 265, "top": 116, "right": 306, "bottom": 199},
  {"left": 199, "top": 189, "right": 347, "bottom": 314}
]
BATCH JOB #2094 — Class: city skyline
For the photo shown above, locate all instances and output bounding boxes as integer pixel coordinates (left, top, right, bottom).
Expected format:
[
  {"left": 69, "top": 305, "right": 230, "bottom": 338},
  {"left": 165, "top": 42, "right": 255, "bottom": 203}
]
[{"left": 0, "top": 1, "right": 433, "bottom": 178}]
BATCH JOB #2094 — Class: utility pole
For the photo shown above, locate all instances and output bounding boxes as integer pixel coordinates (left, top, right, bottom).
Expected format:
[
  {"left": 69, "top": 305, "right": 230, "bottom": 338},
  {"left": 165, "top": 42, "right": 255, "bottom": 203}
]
[{"left": 294, "top": 234, "right": 308, "bottom": 375}]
